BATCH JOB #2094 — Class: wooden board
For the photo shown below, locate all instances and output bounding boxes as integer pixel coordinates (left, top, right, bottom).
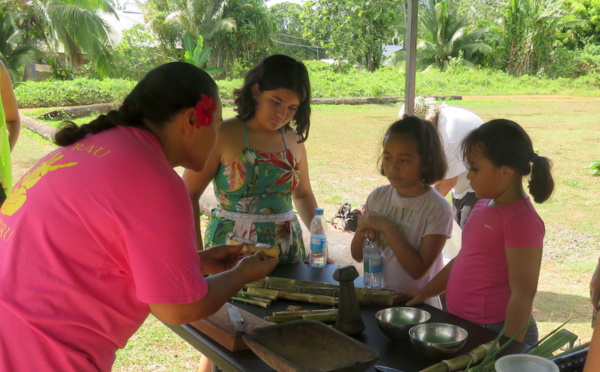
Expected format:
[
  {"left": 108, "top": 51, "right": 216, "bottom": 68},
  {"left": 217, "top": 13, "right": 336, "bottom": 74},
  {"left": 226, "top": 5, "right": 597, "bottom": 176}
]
[{"left": 190, "top": 304, "right": 272, "bottom": 352}]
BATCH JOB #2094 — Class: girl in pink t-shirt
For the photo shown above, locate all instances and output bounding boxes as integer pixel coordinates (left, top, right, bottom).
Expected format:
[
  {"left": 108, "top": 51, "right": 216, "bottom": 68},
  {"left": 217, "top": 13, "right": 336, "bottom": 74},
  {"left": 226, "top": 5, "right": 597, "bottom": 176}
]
[{"left": 404, "top": 119, "right": 554, "bottom": 345}]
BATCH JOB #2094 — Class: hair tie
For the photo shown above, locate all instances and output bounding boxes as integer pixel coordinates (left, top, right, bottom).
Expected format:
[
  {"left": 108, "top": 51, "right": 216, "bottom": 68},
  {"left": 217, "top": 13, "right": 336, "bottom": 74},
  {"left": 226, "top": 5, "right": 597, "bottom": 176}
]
[
  {"left": 195, "top": 95, "right": 216, "bottom": 128},
  {"left": 530, "top": 153, "right": 539, "bottom": 162}
]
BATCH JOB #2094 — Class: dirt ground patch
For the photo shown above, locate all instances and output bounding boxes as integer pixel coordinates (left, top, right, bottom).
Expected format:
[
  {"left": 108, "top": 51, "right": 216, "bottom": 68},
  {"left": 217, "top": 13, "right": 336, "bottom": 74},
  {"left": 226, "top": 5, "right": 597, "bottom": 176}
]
[{"left": 463, "top": 95, "right": 600, "bottom": 102}]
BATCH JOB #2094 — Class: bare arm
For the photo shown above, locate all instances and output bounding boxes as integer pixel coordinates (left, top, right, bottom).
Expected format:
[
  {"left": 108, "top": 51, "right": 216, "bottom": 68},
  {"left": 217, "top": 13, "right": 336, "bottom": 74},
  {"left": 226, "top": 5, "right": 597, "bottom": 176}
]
[
  {"left": 350, "top": 231, "right": 366, "bottom": 262},
  {"left": 434, "top": 176, "right": 458, "bottom": 197},
  {"left": 291, "top": 141, "right": 317, "bottom": 228},
  {"left": 590, "top": 257, "right": 600, "bottom": 311},
  {"left": 405, "top": 259, "right": 454, "bottom": 305},
  {"left": 0, "top": 63, "right": 20, "bottom": 151},
  {"left": 150, "top": 250, "right": 278, "bottom": 325},
  {"left": 504, "top": 246, "right": 542, "bottom": 342},
  {"left": 182, "top": 135, "right": 224, "bottom": 249},
  {"left": 584, "top": 317, "right": 600, "bottom": 371},
  {"left": 356, "top": 214, "right": 448, "bottom": 279}
]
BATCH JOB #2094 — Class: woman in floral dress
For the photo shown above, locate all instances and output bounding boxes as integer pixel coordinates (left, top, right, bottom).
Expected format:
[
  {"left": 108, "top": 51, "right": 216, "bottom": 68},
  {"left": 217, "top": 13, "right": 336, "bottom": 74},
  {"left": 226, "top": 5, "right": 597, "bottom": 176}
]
[{"left": 183, "top": 55, "right": 318, "bottom": 264}]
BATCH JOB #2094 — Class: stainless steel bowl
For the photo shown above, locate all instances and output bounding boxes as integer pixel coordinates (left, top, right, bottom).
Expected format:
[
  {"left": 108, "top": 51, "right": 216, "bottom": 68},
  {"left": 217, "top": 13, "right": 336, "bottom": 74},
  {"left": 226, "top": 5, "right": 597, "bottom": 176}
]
[
  {"left": 409, "top": 322, "right": 468, "bottom": 359},
  {"left": 375, "top": 307, "right": 431, "bottom": 339}
]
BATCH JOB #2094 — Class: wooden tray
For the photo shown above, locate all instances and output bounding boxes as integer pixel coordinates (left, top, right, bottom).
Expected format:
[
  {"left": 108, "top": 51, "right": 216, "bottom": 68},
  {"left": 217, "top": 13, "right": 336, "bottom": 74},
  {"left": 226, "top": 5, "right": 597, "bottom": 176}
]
[
  {"left": 190, "top": 304, "right": 272, "bottom": 352},
  {"left": 243, "top": 319, "right": 379, "bottom": 372}
]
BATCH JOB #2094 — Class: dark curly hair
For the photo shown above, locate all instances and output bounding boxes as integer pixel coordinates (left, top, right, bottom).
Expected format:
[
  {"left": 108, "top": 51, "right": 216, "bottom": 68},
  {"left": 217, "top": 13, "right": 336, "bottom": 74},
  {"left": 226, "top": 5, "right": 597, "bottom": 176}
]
[
  {"left": 233, "top": 54, "right": 311, "bottom": 143},
  {"left": 54, "top": 62, "right": 218, "bottom": 146}
]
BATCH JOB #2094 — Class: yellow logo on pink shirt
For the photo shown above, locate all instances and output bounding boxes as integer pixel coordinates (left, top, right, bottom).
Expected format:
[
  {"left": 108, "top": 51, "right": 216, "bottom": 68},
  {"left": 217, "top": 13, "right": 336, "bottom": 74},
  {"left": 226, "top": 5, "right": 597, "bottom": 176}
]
[{"left": 1, "top": 153, "right": 77, "bottom": 217}]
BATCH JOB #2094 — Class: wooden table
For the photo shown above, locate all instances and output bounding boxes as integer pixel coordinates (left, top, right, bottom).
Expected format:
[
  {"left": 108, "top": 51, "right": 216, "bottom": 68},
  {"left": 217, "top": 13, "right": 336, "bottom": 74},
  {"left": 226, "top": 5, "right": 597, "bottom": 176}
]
[{"left": 168, "top": 263, "right": 527, "bottom": 372}]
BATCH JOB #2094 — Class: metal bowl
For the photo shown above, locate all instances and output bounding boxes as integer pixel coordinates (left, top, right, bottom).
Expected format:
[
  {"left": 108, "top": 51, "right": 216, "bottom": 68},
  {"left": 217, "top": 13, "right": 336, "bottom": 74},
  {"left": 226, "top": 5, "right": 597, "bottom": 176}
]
[
  {"left": 409, "top": 322, "right": 468, "bottom": 359},
  {"left": 375, "top": 307, "right": 431, "bottom": 340}
]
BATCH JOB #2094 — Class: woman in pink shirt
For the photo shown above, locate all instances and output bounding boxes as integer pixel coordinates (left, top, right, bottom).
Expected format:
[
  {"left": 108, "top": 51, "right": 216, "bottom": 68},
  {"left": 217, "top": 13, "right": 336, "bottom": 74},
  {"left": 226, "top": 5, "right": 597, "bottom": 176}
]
[
  {"left": 403, "top": 119, "right": 554, "bottom": 345},
  {"left": 0, "top": 62, "right": 278, "bottom": 371}
]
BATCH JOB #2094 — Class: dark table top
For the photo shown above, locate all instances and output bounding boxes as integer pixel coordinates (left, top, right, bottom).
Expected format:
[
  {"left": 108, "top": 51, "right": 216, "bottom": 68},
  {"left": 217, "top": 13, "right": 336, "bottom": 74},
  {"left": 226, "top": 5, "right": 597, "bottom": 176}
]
[{"left": 168, "top": 263, "right": 527, "bottom": 372}]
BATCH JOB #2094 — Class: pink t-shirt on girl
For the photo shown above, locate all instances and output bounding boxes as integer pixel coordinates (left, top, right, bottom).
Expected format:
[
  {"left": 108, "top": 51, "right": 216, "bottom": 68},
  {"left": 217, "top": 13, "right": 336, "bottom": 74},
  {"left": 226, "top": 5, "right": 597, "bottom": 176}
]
[
  {"left": 0, "top": 126, "right": 208, "bottom": 372},
  {"left": 446, "top": 198, "right": 544, "bottom": 325}
]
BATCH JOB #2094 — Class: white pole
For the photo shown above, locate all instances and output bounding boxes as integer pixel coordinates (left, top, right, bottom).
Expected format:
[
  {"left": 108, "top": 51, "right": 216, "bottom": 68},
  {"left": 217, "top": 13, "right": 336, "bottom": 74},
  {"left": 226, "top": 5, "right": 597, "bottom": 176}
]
[{"left": 404, "top": 0, "right": 418, "bottom": 116}]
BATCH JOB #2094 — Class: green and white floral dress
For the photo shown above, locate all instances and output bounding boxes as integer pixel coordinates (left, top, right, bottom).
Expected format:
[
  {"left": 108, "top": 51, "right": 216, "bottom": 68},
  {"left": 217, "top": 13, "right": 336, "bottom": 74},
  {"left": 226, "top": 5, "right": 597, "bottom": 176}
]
[{"left": 203, "top": 122, "right": 306, "bottom": 264}]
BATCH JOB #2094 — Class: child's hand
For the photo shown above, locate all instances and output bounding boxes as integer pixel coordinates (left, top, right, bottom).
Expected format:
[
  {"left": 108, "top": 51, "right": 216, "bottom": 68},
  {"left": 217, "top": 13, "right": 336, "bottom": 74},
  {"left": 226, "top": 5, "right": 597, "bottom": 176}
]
[
  {"left": 394, "top": 289, "right": 429, "bottom": 306},
  {"left": 391, "top": 291, "right": 413, "bottom": 305},
  {"left": 359, "top": 228, "right": 380, "bottom": 244},
  {"left": 356, "top": 215, "right": 390, "bottom": 243},
  {"left": 357, "top": 214, "right": 392, "bottom": 231}
]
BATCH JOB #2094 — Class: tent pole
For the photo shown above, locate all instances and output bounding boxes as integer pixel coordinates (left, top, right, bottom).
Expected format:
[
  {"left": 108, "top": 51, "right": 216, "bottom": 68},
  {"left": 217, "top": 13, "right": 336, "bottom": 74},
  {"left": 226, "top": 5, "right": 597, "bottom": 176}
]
[{"left": 404, "top": 0, "right": 418, "bottom": 116}]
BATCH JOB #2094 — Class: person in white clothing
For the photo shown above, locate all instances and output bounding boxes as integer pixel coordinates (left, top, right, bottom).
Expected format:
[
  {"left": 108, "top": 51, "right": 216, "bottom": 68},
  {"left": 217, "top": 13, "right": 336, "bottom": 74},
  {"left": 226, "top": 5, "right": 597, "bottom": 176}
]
[
  {"left": 399, "top": 97, "right": 483, "bottom": 228},
  {"left": 350, "top": 116, "right": 453, "bottom": 309}
]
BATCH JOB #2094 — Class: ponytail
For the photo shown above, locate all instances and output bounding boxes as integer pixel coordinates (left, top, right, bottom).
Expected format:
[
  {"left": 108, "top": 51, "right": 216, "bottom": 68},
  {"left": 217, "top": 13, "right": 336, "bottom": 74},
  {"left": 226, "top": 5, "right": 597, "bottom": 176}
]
[
  {"left": 54, "top": 111, "right": 121, "bottom": 146},
  {"left": 528, "top": 154, "right": 554, "bottom": 203},
  {"left": 53, "top": 62, "right": 217, "bottom": 147},
  {"left": 462, "top": 119, "right": 555, "bottom": 204}
]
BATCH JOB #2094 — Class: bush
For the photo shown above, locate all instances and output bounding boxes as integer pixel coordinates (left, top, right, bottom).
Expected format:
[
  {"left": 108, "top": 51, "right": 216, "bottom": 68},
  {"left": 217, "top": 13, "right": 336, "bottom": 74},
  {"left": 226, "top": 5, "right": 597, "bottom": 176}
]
[
  {"left": 15, "top": 62, "right": 600, "bottom": 108},
  {"left": 15, "top": 78, "right": 136, "bottom": 108},
  {"left": 107, "top": 25, "right": 173, "bottom": 81}
]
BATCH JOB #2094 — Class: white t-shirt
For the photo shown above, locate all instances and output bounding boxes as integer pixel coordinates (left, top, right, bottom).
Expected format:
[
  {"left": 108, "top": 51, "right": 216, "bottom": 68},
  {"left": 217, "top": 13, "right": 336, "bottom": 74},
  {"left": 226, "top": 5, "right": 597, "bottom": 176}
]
[
  {"left": 437, "top": 105, "right": 484, "bottom": 199},
  {"left": 364, "top": 186, "right": 453, "bottom": 308}
]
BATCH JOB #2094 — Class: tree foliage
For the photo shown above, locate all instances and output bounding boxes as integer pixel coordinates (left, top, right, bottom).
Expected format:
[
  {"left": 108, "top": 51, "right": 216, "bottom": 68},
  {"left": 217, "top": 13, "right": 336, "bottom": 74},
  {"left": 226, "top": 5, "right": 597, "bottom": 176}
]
[
  {"left": 141, "top": 0, "right": 233, "bottom": 61},
  {"left": 142, "top": 0, "right": 274, "bottom": 76},
  {"left": 303, "top": 0, "right": 402, "bottom": 71},
  {"left": 417, "top": 0, "right": 491, "bottom": 69},
  {"left": 271, "top": 2, "right": 319, "bottom": 61},
  {"left": 0, "top": 10, "right": 36, "bottom": 81},
  {"left": 108, "top": 24, "right": 171, "bottom": 80},
  {"left": 7, "top": 0, "right": 117, "bottom": 77},
  {"left": 500, "top": 0, "right": 569, "bottom": 75},
  {"left": 209, "top": 0, "right": 276, "bottom": 76},
  {"left": 560, "top": 0, "right": 600, "bottom": 49}
]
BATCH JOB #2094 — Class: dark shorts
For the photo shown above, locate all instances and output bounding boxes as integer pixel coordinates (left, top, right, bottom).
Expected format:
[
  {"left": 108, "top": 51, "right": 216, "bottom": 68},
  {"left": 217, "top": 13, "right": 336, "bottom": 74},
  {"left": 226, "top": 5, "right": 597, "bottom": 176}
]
[{"left": 452, "top": 192, "right": 479, "bottom": 229}]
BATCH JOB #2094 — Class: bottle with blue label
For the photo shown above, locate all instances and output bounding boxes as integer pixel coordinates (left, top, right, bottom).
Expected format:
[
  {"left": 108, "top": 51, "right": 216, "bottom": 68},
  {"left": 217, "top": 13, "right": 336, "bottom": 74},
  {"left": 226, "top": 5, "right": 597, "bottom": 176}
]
[
  {"left": 309, "top": 208, "right": 328, "bottom": 268},
  {"left": 363, "top": 238, "right": 382, "bottom": 289}
]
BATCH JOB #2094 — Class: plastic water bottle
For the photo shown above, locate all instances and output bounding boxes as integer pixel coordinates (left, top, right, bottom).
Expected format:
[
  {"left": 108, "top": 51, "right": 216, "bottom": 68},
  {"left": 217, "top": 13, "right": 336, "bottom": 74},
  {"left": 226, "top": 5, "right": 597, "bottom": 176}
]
[
  {"left": 363, "top": 238, "right": 382, "bottom": 289},
  {"left": 309, "top": 208, "right": 328, "bottom": 268}
]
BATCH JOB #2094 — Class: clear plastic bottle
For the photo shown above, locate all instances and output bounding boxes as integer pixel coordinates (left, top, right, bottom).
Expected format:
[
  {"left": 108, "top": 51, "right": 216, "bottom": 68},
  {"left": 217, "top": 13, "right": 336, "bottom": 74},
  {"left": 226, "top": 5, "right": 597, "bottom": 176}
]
[
  {"left": 309, "top": 208, "right": 328, "bottom": 268},
  {"left": 363, "top": 238, "right": 382, "bottom": 289}
]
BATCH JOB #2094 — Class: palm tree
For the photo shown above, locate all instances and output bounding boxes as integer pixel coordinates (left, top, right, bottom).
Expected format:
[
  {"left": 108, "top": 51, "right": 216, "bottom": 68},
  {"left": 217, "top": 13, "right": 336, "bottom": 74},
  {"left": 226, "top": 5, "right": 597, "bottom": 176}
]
[
  {"left": 417, "top": 0, "right": 491, "bottom": 69},
  {"left": 209, "top": 0, "right": 276, "bottom": 74},
  {"left": 502, "top": 0, "right": 569, "bottom": 75},
  {"left": 10, "top": 0, "right": 117, "bottom": 77},
  {"left": 142, "top": 0, "right": 236, "bottom": 62},
  {"left": 0, "top": 11, "right": 36, "bottom": 81},
  {"left": 143, "top": 0, "right": 275, "bottom": 76}
]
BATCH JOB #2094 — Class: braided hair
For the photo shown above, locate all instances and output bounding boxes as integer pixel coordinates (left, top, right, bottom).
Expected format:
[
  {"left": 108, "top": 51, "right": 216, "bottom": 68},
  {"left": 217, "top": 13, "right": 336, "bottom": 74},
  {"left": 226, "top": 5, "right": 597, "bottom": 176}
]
[{"left": 54, "top": 62, "right": 218, "bottom": 146}]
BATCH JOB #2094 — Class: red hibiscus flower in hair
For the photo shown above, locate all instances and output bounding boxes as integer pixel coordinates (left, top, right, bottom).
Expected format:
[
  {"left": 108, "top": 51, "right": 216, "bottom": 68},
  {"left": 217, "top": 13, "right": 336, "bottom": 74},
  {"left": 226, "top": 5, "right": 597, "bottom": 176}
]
[{"left": 195, "top": 94, "right": 216, "bottom": 128}]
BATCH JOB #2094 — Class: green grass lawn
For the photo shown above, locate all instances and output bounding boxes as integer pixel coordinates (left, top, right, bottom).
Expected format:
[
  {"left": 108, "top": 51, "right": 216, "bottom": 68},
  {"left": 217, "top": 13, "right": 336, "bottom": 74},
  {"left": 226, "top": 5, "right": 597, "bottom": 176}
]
[{"left": 15, "top": 97, "right": 600, "bottom": 371}]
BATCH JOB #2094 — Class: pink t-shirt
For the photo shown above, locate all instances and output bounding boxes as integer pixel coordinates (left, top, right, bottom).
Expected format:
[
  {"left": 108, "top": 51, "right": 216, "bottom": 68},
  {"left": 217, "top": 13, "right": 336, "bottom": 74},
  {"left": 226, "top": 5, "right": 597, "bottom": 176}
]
[
  {"left": 0, "top": 126, "right": 208, "bottom": 371},
  {"left": 446, "top": 198, "right": 544, "bottom": 324}
]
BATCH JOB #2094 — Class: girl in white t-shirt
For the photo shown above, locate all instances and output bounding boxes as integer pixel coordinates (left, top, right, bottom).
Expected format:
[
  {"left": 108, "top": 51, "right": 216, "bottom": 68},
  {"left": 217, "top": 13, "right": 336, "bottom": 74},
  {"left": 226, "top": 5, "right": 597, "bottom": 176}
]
[{"left": 350, "top": 116, "right": 453, "bottom": 308}]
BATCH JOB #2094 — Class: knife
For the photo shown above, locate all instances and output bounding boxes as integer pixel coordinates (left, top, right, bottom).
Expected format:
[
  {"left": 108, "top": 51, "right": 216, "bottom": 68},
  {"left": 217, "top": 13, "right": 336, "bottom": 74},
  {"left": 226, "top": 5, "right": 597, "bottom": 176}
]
[
  {"left": 374, "top": 365, "right": 405, "bottom": 372},
  {"left": 228, "top": 304, "right": 245, "bottom": 334}
]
